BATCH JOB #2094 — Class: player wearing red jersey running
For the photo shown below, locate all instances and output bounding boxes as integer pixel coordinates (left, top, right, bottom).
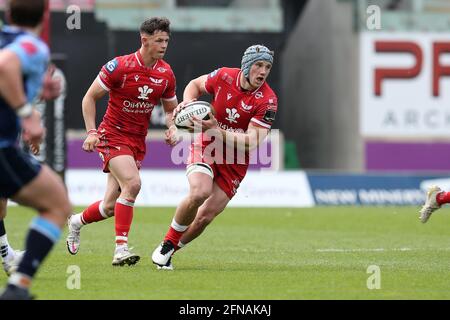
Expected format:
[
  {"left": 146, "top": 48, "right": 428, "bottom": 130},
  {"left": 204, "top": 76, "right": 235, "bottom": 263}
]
[
  {"left": 152, "top": 45, "right": 277, "bottom": 269},
  {"left": 66, "top": 17, "right": 178, "bottom": 266}
]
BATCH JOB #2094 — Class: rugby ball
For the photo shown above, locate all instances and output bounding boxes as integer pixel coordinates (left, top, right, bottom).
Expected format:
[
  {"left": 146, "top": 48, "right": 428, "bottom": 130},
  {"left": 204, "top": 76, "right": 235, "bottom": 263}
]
[{"left": 174, "top": 101, "right": 213, "bottom": 130}]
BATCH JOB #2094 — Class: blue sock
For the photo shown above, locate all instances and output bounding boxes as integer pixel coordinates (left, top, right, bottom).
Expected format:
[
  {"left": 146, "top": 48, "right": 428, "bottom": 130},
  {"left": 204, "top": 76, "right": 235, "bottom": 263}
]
[{"left": 17, "top": 217, "right": 61, "bottom": 278}]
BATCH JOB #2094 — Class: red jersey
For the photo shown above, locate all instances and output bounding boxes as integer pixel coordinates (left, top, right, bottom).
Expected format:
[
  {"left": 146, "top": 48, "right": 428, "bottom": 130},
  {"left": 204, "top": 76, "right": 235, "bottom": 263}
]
[
  {"left": 96, "top": 50, "right": 177, "bottom": 136},
  {"left": 201, "top": 67, "right": 278, "bottom": 164}
]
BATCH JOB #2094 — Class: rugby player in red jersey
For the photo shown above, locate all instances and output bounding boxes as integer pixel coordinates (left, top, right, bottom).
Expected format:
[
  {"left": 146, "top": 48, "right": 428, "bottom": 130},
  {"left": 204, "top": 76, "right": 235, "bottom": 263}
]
[
  {"left": 152, "top": 45, "right": 278, "bottom": 269},
  {"left": 66, "top": 17, "right": 178, "bottom": 266}
]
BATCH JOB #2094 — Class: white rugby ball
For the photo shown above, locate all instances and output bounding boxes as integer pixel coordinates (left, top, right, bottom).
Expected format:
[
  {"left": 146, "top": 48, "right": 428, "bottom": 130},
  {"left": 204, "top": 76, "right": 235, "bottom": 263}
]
[{"left": 174, "top": 101, "right": 213, "bottom": 130}]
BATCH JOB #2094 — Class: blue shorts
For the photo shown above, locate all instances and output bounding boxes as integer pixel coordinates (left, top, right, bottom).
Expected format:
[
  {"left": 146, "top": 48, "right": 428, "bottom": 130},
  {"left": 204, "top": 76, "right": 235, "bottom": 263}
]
[{"left": 0, "top": 146, "right": 41, "bottom": 198}]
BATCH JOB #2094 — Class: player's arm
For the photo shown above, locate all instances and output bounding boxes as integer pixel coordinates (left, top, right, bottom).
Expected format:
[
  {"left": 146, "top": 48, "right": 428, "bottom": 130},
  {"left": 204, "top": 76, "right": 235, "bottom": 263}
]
[
  {"left": 0, "top": 49, "right": 43, "bottom": 145},
  {"left": 217, "top": 123, "right": 269, "bottom": 152},
  {"left": 0, "top": 49, "right": 29, "bottom": 112},
  {"left": 81, "top": 79, "right": 108, "bottom": 152},
  {"left": 172, "top": 75, "right": 209, "bottom": 118},
  {"left": 40, "top": 64, "right": 62, "bottom": 101},
  {"left": 183, "top": 74, "right": 209, "bottom": 101},
  {"left": 192, "top": 115, "right": 269, "bottom": 151},
  {"left": 235, "top": 124, "right": 269, "bottom": 151},
  {"left": 162, "top": 98, "right": 178, "bottom": 129},
  {"left": 162, "top": 97, "right": 179, "bottom": 146}
]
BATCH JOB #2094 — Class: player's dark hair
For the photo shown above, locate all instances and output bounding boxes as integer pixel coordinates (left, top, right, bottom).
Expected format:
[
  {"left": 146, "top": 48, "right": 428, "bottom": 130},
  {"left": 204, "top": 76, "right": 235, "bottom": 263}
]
[
  {"left": 7, "top": 0, "right": 45, "bottom": 28},
  {"left": 140, "top": 17, "right": 171, "bottom": 36}
]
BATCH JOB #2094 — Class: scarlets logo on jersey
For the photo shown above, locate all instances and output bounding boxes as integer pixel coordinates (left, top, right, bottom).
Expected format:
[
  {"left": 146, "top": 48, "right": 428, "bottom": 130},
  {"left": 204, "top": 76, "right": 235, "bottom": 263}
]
[
  {"left": 149, "top": 77, "right": 164, "bottom": 86},
  {"left": 105, "top": 59, "right": 118, "bottom": 73},
  {"left": 240, "top": 101, "right": 253, "bottom": 111}
]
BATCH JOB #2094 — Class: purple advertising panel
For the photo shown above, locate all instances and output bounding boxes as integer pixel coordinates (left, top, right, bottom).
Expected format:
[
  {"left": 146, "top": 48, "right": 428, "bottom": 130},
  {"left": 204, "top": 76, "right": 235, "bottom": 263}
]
[
  {"left": 68, "top": 138, "right": 274, "bottom": 170},
  {"left": 366, "top": 141, "right": 450, "bottom": 171}
]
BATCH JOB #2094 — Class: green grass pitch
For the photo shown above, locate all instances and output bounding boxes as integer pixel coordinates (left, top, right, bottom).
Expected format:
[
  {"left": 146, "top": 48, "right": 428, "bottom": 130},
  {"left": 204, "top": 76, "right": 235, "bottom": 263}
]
[{"left": 2, "top": 205, "right": 450, "bottom": 299}]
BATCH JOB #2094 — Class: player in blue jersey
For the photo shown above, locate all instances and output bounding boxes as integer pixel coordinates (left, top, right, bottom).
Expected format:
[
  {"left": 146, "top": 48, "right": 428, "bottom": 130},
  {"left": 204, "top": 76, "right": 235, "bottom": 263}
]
[
  {"left": 0, "top": 64, "right": 61, "bottom": 277},
  {"left": 0, "top": 0, "right": 72, "bottom": 300}
]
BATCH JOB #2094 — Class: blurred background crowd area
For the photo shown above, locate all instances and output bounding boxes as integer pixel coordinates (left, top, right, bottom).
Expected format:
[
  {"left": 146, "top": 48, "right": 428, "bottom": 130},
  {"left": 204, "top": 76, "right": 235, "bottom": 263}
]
[{"left": 2, "top": 0, "right": 450, "bottom": 174}]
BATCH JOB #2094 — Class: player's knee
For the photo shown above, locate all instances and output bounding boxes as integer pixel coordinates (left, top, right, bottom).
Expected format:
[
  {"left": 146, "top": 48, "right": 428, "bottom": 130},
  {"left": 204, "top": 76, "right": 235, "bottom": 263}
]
[
  {"left": 123, "top": 179, "right": 141, "bottom": 197},
  {"left": 194, "top": 212, "right": 214, "bottom": 227},
  {"left": 189, "top": 188, "right": 211, "bottom": 207},
  {"left": 45, "top": 199, "right": 72, "bottom": 226},
  {"left": 103, "top": 203, "right": 115, "bottom": 217},
  {"left": 52, "top": 194, "right": 72, "bottom": 219},
  {"left": 47, "top": 192, "right": 72, "bottom": 219}
]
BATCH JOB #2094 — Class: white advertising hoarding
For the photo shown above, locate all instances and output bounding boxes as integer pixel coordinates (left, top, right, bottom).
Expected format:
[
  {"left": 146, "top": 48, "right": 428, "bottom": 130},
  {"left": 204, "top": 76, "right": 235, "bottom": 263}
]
[
  {"left": 66, "top": 169, "right": 314, "bottom": 208},
  {"left": 360, "top": 32, "right": 450, "bottom": 138}
]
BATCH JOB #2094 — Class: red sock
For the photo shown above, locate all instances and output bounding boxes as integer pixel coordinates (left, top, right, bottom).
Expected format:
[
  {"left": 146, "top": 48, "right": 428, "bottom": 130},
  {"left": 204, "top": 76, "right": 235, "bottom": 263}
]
[
  {"left": 81, "top": 200, "right": 107, "bottom": 224},
  {"left": 114, "top": 198, "right": 134, "bottom": 245},
  {"left": 164, "top": 227, "right": 184, "bottom": 250},
  {"left": 436, "top": 191, "right": 450, "bottom": 205}
]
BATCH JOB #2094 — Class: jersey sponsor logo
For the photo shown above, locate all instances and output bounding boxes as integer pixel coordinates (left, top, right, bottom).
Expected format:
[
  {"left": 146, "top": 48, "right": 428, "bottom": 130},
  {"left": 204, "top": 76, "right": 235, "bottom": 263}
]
[
  {"left": 227, "top": 93, "right": 233, "bottom": 101},
  {"left": 138, "top": 85, "right": 153, "bottom": 100},
  {"left": 225, "top": 108, "right": 240, "bottom": 124},
  {"left": 240, "top": 101, "right": 253, "bottom": 111},
  {"left": 105, "top": 59, "right": 118, "bottom": 73},
  {"left": 122, "top": 100, "right": 155, "bottom": 114},
  {"left": 255, "top": 91, "right": 264, "bottom": 99},
  {"left": 157, "top": 67, "right": 167, "bottom": 73},
  {"left": 263, "top": 108, "right": 277, "bottom": 123},
  {"left": 135, "top": 75, "right": 140, "bottom": 82}
]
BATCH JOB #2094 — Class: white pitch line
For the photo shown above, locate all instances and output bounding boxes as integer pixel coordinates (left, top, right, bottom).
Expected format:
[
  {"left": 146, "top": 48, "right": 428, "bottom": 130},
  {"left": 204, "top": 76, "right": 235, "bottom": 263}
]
[{"left": 316, "top": 248, "right": 413, "bottom": 253}]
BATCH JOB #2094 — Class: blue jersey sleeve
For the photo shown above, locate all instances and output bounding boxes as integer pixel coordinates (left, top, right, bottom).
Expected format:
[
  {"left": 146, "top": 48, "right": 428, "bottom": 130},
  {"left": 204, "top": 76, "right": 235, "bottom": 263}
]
[{"left": 6, "top": 35, "right": 49, "bottom": 102}]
